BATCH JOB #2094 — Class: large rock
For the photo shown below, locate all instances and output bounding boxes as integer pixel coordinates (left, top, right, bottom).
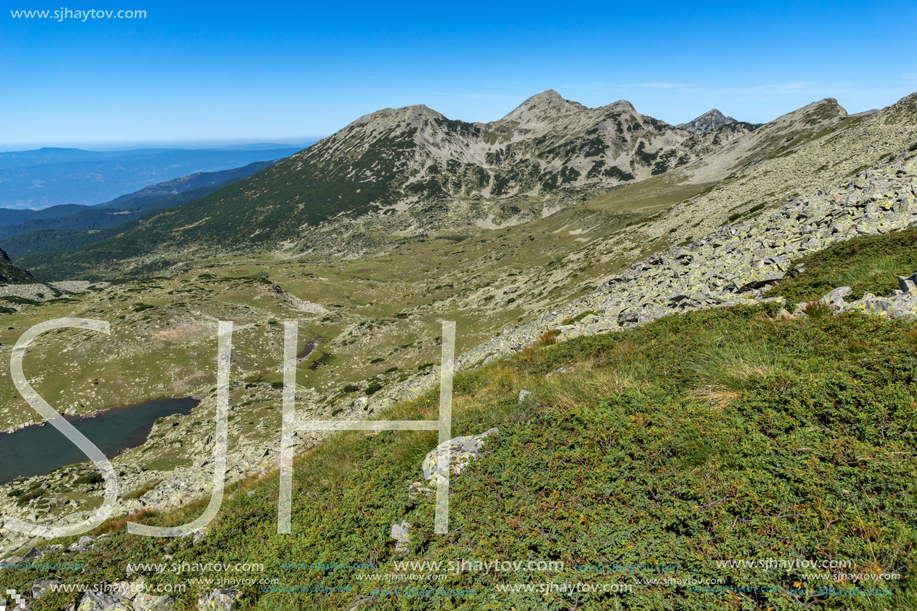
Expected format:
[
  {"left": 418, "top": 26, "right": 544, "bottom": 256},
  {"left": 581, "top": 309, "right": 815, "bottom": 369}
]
[
  {"left": 390, "top": 521, "right": 411, "bottom": 553},
  {"left": 31, "top": 580, "right": 60, "bottom": 599},
  {"left": 422, "top": 428, "right": 499, "bottom": 484},
  {"left": 133, "top": 594, "right": 175, "bottom": 611},
  {"left": 845, "top": 291, "right": 917, "bottom": 320},
  {"left": 819, "top": 286, "right": 852, "bottom": 310},
  {"left": 897, "top": 273, "right": 917, "bottom": 293},
  {"left": 197, "top": 589, "right": 241, "bottom": 611},
  {"left": 76, "top": 591, "right": 131, "bottom": 611}
]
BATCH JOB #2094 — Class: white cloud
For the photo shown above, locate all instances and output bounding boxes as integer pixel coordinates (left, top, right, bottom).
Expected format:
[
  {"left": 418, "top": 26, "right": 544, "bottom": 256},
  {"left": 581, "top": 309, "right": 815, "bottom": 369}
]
[{"left": 903, "top": 72, "right": 917, "bottom": 80}]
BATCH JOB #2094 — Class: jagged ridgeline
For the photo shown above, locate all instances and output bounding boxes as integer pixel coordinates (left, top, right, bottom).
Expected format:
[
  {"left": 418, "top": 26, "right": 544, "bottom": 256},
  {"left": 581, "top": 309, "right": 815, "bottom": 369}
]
[
  {"left": 15, "top": 90, "right": 917, "bottom": 282},
  {"left": 12, "top": 91, "right": 764, "bottom": 279}
]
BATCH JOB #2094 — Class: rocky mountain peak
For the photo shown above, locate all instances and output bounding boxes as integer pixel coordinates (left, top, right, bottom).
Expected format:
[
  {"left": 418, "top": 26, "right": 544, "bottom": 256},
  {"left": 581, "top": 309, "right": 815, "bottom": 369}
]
[
  {"left": 678, "top": 109, "right": 737, "bottom": 133},
  {"left": 608, "top": 99, "right": 637, "bottom": 113},
  {"left": 350, "top": 103, "right": 446, "bottom": 130},
  {"left": 520, "top": 89, "right": 567, "bottom": 107},
  {"left": 500, "top": 90, "right": 587, "bottom": 125}
]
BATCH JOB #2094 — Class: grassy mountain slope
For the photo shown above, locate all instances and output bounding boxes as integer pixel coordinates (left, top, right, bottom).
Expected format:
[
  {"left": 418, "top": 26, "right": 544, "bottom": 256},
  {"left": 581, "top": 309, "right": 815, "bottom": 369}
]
[
  {"left": 4, "top": 227, "right": 916, "bottom": 610},
  {"left": 97, "top": 160, "right": 281, "bottom": 210}
]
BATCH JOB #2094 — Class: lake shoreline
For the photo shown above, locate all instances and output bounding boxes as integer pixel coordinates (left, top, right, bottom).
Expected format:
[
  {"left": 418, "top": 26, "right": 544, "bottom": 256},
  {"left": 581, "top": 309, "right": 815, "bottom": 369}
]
[
  {"left": 0, "top": 396, "right": 200, "bottom": 485},
  {"left": 0, "top": 394, "right": 204, "bottom": 435}
]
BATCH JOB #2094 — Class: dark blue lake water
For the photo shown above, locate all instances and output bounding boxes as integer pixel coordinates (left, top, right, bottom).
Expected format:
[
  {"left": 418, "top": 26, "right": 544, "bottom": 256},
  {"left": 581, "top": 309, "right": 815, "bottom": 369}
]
[{"left": 0, "top": 397, "right": 199, "bottom": 485}]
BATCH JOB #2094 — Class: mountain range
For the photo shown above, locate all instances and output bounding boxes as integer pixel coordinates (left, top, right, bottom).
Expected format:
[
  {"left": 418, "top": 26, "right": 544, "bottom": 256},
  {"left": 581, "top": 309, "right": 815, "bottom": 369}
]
[{"left": 12, "top": 89, "right": 912, "bottom": 281}]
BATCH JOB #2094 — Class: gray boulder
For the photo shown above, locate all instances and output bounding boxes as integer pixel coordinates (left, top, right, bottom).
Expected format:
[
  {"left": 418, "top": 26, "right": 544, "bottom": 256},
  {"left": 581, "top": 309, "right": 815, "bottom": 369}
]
[
  {"left": 197, "top": 589, "right": 242, "bottom": 611},
  {"left": 76, "top": 591, "right": 131, "bottom": 611},
  {"left": 422, "top": 428, "right": 499, "bottom": 484},
  {"left": 819, "top": 286, "right": 852, "bottom": 310},
  {"left": 31, "top": 580, "right": 60, "bottom": 599},
  {"left": 133, "top": 593, "right": 176, "bottom": 611},
  {"left": 390, "top": 521, "right": 411, "bottom": 553}
]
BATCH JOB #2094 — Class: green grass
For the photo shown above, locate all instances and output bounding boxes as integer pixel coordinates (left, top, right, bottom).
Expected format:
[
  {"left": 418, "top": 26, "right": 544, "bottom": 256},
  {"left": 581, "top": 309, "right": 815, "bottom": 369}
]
[
  {"left": 765, "top": 226, "right": 917, "bottom": 306},
  {"left": 9, "top": 297, "right": 915, "bottom": 610}
]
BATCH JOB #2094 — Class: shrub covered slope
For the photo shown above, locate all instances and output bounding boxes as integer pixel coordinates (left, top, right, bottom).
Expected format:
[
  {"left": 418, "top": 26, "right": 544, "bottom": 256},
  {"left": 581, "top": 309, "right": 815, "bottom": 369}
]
[{"left": 3, "top": 229, "right": 917, "bottom": 611}]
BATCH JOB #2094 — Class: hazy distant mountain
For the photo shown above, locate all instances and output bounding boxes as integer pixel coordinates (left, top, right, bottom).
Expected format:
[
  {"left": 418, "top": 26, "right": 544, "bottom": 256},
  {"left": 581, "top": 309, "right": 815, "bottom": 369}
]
[
  {"left": 0, "top": 204, "right": 91, "bottom": 228},
  {"left": 96, "top": 160, "right": 278, "bottom": 210},
  {"left": 0, "top": 146, "right": 308, "bottom": 209},
  {"left": 677, "top": 109, "right": 738, "bottom": 133},
  {"left": 0, "top": 160, "right": 278, "bottom": 255},
  {"left": 0, "top": 147, "right": 109, "bottom": 169}
]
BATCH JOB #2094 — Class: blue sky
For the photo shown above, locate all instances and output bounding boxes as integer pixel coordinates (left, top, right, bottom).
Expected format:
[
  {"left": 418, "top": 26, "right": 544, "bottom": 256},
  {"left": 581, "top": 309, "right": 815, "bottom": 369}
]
[{"left": 1, "top": 0, "right": 915, "bottom": 148}]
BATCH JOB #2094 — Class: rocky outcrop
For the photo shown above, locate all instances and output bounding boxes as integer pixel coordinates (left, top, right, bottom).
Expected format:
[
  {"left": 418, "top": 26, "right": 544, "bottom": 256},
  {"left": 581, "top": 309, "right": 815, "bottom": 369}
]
[
  {"left": 77, "top": 590, "right": 131, "bottom": 611},
  {"left": 67, "top": 583, "right": 175, "bottom": 611},
  {"left": 421, "top": 428, "right": 499, "bottom": 485},
  {"left": 0, "top": 246, "right": 33, "bottom": 284},
  {"left": 814, "top": 284, "right": 917, "bottom": 319},
  {"left": 0, "top": 443, "right": 280, "bottom": 559}
]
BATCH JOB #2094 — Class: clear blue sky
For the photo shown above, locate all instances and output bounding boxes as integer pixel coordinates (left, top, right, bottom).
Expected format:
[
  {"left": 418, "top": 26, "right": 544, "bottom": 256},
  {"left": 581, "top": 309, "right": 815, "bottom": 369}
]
[{"left": 2, "top": 0, "right": 915, "bottom": 148}]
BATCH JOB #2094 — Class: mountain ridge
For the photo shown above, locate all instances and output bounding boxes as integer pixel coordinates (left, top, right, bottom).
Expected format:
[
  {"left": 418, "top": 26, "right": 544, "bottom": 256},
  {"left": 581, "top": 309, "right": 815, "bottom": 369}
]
[
  {"left": 14, "top": 91, "right": 917, "bottom": 282},
  {"left": 11, "top": 91, "right": 759, "bottom": 277}
]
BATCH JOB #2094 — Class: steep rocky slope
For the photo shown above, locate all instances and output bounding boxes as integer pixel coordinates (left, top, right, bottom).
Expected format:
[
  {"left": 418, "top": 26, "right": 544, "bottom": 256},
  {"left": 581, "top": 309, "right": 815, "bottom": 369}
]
[
  {"left": 368, "top": 156, "right": 917, "bottom": 411},
  {"left": 0, "top": 247, "right": 33, "bottom": 284}
]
